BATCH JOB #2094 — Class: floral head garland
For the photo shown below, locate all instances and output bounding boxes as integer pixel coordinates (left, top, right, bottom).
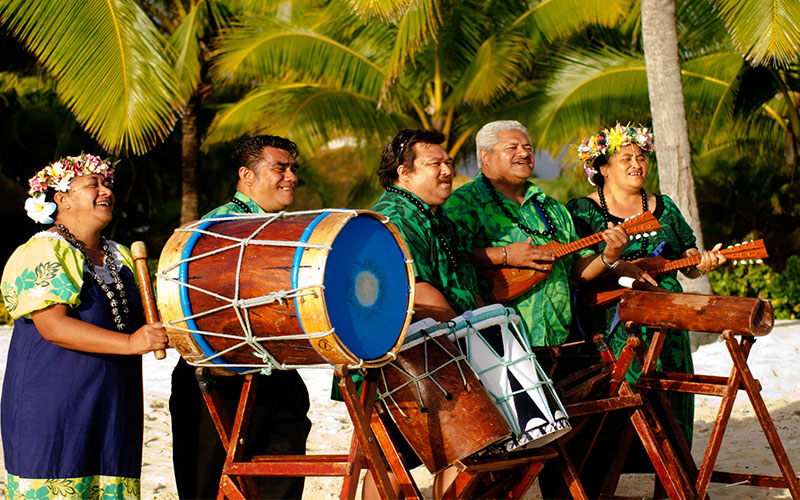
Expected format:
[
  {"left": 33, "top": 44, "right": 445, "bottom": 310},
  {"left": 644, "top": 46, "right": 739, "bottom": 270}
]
[
  {"left": 25, "top": 154, "right": 116, "bottom": 224},
  {"left": 577, "top": 123, "right": 654, "bottom": 186}
]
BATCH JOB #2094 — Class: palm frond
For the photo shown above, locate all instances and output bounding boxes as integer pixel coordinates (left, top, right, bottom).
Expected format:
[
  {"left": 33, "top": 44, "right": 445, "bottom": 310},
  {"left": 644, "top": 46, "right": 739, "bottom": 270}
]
[
  {"left": 0, "top": 0, "right": 184, "bottom": 154},
  {"left": 211, "top": 17, "right": 386, "bottom": 98},
  {"left": 168, "top": 0, "right": 207, "bottom": 93},
  {"left": 510, "top": 0, "right": 634, "bottom": 45},
  {"left": 679, "top": 51, "right": 745, "bottom": 146},
  {"left": 204, "top": 82, "right": 415, "bottom": 152},
  {"left": 711, "top": 0, "right": 800, "bottom": 67},
  {"left": 444, "top": 33, "right": 530, "bottom": 107},
  {"left": 533, "top": 48, "right": 651, "bottom": 152},
  {"left": 343, "top": 0, "right": 414, "bottom": 23},
  {"left": 383, "top": 0, "right": 443, "bottom": 79}
]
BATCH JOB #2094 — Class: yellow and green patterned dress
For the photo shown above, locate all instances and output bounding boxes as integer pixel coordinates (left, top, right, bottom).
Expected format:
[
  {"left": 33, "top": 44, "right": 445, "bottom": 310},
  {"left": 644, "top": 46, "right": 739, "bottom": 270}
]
[{"left": 1, "top": 231, "right": 145, "bottom": 500}]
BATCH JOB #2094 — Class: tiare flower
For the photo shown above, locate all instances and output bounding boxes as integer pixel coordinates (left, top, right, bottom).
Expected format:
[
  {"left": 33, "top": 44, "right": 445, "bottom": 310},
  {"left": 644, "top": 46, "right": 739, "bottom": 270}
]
[{"left": 24, "top": 193, "right": 57, "bottom": 224}]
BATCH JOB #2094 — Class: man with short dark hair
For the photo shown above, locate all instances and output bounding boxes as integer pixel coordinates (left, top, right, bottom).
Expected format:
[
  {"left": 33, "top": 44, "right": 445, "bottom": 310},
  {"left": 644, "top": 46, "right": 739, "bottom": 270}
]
[
  {"left": 374, "top": 129, "right": 481, "bottom": 321},
  {"left": 170, "top": 135, "right": 311, "bottom": 499}
]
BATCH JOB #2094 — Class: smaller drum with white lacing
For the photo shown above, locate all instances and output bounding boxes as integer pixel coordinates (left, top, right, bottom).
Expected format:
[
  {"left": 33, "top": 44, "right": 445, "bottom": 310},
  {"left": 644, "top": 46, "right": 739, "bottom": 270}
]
[
  {"left": 377, "top": 319, "right": 511, "bottom": 473},
  {"left": 443, "top": 304, "right": 571, "bottom": 452}
]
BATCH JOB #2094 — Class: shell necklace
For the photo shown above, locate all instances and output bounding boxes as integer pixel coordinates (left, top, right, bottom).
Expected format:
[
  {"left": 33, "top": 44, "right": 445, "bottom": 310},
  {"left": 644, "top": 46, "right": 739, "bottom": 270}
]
[{"left": 55, "top": 224, "right": 129, "bottom": 331}]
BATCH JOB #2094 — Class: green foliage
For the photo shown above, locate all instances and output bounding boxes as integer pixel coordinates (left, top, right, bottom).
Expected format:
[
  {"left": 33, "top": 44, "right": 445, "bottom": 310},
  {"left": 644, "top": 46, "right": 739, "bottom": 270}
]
[
  {"left": 0, "top": 0, "right": 184, "bottom": 154},
  {"left": 709, "top": 255, "right": 800, "bottom": 319},
  {"left": 710, "top": 0, "right": 800, "bottom": 67},
  {"left": 0, "top": 292, "right": 11, "bottom": 325}
]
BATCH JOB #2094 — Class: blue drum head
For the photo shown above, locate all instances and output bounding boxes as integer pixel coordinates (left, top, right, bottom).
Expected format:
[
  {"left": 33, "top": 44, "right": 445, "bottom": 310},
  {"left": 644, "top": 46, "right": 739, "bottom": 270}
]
[{"left": 293, "top": 213, "right": 410, "bottom": 362}]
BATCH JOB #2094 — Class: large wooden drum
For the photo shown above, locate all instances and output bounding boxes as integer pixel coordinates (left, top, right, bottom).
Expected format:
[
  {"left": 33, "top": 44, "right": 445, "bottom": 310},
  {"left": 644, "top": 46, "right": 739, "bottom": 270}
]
[{"left": 156, "top": 209, "right": 414, "bottom": 375}]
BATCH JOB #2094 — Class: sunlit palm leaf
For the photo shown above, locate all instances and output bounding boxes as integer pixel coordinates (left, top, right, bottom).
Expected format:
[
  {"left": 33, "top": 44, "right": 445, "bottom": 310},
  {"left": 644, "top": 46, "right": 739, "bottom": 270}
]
[
  {"left": 534, "top": 48, "right": 743, "bottom": 158},
  {"left": 444, "top": 33, "right": 530, "bottom": 107},
  {"left": 510, "top": 0, "right": 634, "bottom": 45},
  {"left": 0, "top": 0, "right": 183, "bottom": 154},
  {"left": 169, "top": 0, "right": 208, "bottom": 93},
  {"left": 204, "top": 82, "right": 414, "bottom": 152},
  {"left": 384, "top": 0, "right": 442, "bottom": 78},
  {"left": 711, "top": 0, "right": 800, "bottom": 67},
  {"left": 212, "top": 17, "right": 386, "bottom": 98},
  {"left": 344, "top": 0, "right": 415, "bottom": 23},
  {"left": 680, "top": 51, "right": 745, "bottom": 146},
  {"left": 534, "top": 49, "right": 651, "bottom": 151}
]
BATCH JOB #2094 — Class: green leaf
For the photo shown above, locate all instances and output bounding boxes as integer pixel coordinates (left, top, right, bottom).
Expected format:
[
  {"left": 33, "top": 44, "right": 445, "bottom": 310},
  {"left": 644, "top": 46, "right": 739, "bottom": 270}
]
[
  {"left": 204, "top": 82, "right": 414, "bottom": 152},
  {"left": 0, "top": 0, "right": 184, "bottom": 154},
  {"left": 711, "top": 0, "right": 800, "bottom": 67}
]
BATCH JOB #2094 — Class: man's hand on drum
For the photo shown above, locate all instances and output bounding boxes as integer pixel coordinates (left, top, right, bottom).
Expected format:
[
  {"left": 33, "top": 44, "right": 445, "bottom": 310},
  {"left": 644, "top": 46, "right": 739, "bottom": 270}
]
[
  {"left": 128, "top": 322, "right": 169, "bottom": 355},
  {"left": 504, "top": 238, "right": 555, "bottom": 271}
]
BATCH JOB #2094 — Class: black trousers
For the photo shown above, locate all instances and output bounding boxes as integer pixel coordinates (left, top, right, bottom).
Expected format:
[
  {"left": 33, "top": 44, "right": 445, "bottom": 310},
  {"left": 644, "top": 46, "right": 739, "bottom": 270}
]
[{"left": 170, "top": 359, "right": 312, "bottom": 499}]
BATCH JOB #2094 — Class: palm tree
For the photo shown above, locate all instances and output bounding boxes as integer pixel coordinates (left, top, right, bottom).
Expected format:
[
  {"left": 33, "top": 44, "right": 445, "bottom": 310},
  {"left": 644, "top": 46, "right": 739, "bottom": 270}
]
[
  {"left": 203, "top": 0, "right": 634, "bottom": 205},
  {"left": 530, "top": 0, "right": 800, "bottom": 233},
  {"left": 640, "top": 0, "right": 710, "bottom": 292},
  {"left": 0, "top": 0, "right": 185, "bottom": 155}
]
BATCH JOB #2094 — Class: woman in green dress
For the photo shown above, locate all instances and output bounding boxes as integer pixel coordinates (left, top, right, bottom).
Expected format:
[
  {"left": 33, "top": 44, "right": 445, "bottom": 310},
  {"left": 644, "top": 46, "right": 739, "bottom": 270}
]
[{"left": 565, "top": 124, "right": 725, "bottom": 473}]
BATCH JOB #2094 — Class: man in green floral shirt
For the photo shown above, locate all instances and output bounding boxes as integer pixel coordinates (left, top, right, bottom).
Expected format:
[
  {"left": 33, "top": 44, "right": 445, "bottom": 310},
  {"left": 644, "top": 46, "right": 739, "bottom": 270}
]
[
  {"left": 445, "top": 121, "right": 627, "bottom": 346},
  {"left": 171, "top": 135, "right": 311, "bottom": 500},
  {"left": 374, "top": 129, "right": 481, "bottom": 321}
]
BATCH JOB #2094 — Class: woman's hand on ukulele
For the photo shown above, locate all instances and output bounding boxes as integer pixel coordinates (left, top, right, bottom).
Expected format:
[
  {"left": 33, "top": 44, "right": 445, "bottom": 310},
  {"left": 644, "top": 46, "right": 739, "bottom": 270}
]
[{"left": 599, "top": 222, "right": 629, "bottom": 265}]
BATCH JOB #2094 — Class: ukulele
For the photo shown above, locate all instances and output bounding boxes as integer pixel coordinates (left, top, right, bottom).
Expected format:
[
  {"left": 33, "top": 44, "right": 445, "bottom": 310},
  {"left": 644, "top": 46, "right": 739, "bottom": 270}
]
[
  {"left": 483, "top": 211, "right": 662, "bottom": 302},
  {"left": 581, "top": 239, "right": 769, "bottom": 307}
]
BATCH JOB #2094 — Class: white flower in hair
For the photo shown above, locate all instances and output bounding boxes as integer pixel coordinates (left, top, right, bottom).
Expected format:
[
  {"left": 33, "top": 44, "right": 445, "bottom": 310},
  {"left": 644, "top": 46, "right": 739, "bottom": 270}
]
[
  {"left": 24, "top": 193, "right": 57, "bottom": 224},
  {"left": 54, "top": 177, "right": 72, "bottom": 192}
]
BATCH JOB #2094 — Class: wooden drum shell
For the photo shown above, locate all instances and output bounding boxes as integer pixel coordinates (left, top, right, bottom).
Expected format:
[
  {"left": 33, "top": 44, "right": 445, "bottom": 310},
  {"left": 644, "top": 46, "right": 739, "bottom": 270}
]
[
  {"left": 157, "top": 210, "right": 414, "bottom": 374},
  {"left": 378, "top": 335, "right": 511, "bottom": 473},
  {"left": 618, "top": 290, "right": 774, "bottom": 336}
]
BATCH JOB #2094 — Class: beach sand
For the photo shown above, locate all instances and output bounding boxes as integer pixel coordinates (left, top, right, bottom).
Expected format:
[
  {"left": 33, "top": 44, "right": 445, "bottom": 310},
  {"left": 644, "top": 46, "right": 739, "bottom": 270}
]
[{"left": 1, "top": 321, "right": 798, "bottom": 499}]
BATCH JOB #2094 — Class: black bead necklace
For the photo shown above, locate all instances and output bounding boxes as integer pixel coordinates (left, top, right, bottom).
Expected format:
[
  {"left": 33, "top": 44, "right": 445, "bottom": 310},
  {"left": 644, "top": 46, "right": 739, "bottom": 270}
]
[
  {"left": 385, "top": 186, "right": 460, "bottom": 269},
  {"left": 55, "top": 224, "right": 129, "bottom": 331},
  {"left": 230, "top": 197, "right": 252, "bottom": 213},
  {"left": 480, "top": 175, "right": 555, "bottom": 237},
  {"left": 597, "top": 185, "right": 650, "bottom": 261}
]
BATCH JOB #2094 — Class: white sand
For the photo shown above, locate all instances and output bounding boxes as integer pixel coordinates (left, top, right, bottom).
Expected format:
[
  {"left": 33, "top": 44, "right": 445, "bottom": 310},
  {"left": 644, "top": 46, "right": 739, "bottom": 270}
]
[{"left": 1, "top": 321, "right": 798, "bottom": 499}]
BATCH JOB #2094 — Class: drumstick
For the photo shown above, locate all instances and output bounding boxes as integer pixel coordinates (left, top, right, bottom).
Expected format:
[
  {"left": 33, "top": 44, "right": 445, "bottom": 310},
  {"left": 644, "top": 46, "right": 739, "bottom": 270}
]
[{"left": 131, "top": 241, "right": 166, "bottom": 360}]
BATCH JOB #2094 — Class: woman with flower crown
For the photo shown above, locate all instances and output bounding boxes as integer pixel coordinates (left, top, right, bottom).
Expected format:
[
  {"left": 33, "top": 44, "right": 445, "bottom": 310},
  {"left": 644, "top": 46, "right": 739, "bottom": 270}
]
[
  {"left": 0, "top": 154, "right": 168, "bottom": 500},
  {"left": 565, "top": 124, "right": 725, "bottom": 491}
]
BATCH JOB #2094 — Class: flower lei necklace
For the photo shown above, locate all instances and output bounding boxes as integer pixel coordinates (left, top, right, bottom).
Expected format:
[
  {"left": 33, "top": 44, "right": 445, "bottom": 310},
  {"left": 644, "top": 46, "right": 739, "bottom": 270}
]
[
  {"left": 597, "top": 186, "right": 650, "bottom": 261},
  {"left": 55, "top": 224, "right": 129, "bottom": 331},
  {"left": 480, "top": 175, "right": 555, "bottom": 237},
  {"left": 385, "top": 185, "right": 460, "bottom": 269}
]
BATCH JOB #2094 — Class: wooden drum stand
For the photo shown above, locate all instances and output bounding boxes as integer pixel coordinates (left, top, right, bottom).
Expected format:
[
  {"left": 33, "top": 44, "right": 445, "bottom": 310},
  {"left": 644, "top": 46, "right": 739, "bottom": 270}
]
[
  {"left": 612, "top": 290, "right": 800, "bottom": 498},
  {"left": 197, "top": 362, "right": 587, "bottom": 500}
]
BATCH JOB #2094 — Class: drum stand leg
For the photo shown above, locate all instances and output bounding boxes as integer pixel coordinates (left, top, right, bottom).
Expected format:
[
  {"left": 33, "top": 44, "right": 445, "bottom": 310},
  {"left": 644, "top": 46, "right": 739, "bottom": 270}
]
[
  {"left": 195, "top": 366, "right": 396, "bottom": 500},
  {"left": 633, "top": 329, "right": 800, "bottom": 498},
  {"left": 588, "top": 335, "right": 695, "bottom": 500}
]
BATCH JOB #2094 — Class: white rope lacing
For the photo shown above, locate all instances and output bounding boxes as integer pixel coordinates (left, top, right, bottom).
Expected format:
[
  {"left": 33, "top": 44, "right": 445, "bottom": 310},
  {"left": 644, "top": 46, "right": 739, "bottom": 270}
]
[
  {"left": 377, "top": 332, "right": 469, "bottom": 419},
  {"left": 157, "top": 210, "right": 368, "bottom": 375}
]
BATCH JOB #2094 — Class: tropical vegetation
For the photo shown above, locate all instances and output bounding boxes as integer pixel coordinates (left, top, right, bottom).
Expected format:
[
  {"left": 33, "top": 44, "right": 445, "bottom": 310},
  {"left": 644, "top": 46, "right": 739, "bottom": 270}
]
[{"left": 1, "top": 0, "right": 799, "bottom": 284}]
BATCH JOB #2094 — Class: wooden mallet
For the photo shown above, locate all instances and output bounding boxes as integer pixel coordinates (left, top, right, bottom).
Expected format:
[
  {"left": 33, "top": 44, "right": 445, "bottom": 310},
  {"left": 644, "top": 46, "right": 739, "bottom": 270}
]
[{"left": 131, "top": 241, "right": 166, "bottom": 360}]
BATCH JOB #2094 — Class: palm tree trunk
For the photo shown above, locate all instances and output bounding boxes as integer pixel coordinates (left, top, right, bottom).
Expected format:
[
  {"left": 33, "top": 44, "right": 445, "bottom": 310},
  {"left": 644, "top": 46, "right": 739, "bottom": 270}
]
[
  {"left": 180, "top": 93, "right": 200, "bottom": 224},
  {"left": 641, "top": 0, "right": 710, "bottom": 298}
]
